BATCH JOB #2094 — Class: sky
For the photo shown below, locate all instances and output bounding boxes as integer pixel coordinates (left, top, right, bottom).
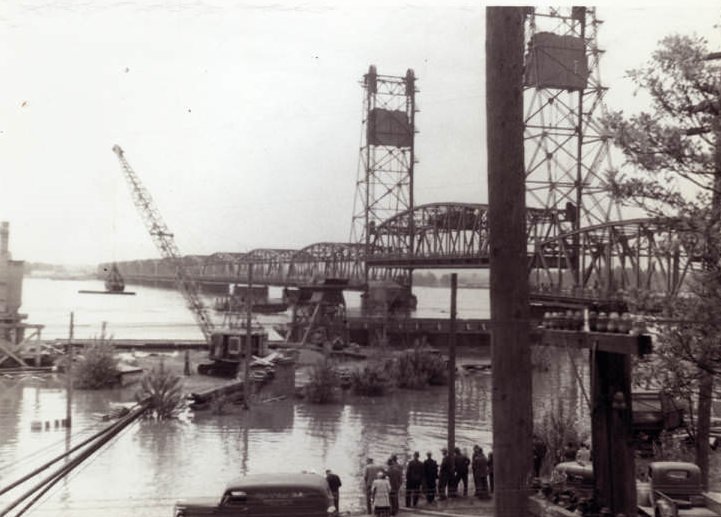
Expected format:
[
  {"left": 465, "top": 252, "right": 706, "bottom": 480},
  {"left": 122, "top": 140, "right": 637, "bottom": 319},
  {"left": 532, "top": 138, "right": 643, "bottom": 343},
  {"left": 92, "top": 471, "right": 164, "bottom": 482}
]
[{"left": 1, "top": 1, "right": 720, "bottom": 265}]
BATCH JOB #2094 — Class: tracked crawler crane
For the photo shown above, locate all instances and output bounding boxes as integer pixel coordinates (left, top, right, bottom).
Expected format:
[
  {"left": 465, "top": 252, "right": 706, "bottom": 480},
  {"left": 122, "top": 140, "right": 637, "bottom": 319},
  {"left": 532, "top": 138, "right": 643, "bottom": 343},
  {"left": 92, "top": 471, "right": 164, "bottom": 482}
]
[
  {"left": 112, "top": 145, "right": 267, "bottom": 376},
  {"left": 112, "top": 145, "right": 214, "bottom": 341}
]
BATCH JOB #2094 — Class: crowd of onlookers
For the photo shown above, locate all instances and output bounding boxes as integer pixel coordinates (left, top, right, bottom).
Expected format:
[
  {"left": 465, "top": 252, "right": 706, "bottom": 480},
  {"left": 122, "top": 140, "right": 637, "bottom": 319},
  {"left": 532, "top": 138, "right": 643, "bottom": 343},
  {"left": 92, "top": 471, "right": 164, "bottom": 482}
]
[
  {"left": 361, "top": 446, "right": 493, "bottom": 516},
  {"left": 321, "top": 438, "right": 594, "bottom": 515}
]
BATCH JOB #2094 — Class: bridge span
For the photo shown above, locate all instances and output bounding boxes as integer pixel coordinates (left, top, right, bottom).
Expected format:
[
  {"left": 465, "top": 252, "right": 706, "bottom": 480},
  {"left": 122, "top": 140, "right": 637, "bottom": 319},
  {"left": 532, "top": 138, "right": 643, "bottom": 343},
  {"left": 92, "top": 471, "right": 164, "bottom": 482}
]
[{"left": 106, "top": 203, "right": 703, "bottom": 299}]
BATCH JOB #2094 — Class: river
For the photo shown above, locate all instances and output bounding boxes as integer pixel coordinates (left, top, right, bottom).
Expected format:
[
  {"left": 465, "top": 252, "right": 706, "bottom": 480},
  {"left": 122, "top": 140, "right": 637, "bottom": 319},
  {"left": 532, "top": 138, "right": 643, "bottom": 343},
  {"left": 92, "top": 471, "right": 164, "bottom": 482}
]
[{"left": 0, "top": 278, "right": 588, "bottom": 516}]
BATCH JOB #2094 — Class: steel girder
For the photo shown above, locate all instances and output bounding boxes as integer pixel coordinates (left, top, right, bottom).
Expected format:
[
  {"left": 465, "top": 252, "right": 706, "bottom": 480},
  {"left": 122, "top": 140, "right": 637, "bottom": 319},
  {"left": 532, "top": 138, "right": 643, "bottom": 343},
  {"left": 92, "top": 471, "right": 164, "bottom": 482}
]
[
  {"left": 287, "top": 242, "right": 366, "bottom": 287},
  {"left": 531, "top": 218, "right": 705, "bottom": 298},
  {"left": 367, "top": 202, "right": 562, "bottom": 268}
]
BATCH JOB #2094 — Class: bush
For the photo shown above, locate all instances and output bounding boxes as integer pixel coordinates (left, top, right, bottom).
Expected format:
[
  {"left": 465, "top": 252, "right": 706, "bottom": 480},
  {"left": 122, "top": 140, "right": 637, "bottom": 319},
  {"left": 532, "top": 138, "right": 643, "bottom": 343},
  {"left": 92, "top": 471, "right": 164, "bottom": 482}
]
[
  {"left": 536, "top": 402, "right": 589, "bottom": 467},
  {"left": 135, "top": 362, "right": 185, "bottom": 420},
  {"left": 74, "top": 338, "right": 120, "bottom": 389},
  {"left": 350, "top": 364, "right": 389, "bottom": 396},
  {"left": 304, "top": 359, "right": 339, "bottom": 404},
  {"left": 395, "top": 349, "right": 448, "bottom": 389}
]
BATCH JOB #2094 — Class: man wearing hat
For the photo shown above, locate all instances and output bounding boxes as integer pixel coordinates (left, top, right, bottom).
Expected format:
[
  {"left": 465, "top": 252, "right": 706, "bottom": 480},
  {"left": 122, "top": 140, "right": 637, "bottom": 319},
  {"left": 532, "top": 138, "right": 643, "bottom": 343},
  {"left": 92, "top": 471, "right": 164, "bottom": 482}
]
[
  {"left": 364, "top": 458, "right": 385, "bottom": 513},
  {"left": 405, "top": 451, "right": 424, "bottom": 507},
  {"left": 423, "top": 451, "right": 438, "bottom": 503},
  {"left": 438, "top": 448, "right": 452, "bottom": 501}
]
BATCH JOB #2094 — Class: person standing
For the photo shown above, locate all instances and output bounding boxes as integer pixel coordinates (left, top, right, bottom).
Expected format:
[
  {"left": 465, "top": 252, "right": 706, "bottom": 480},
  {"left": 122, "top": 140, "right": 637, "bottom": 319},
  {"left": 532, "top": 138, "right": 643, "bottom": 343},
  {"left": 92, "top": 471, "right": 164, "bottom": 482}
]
[
  {"left": 423, "top": 451, "right": 438, "bottom": 503},
  {"left": 533, "top": 435, "right": 548, "bottom": 477},
  {"left": 405, "top": 451, "right": 424, "bottom": 507},
  {"left": 575, "top": 443, "right": 591, "bottom": 465},
  {"left": 561, "top": 441, "right": 577, "bottom": 463},
  {"left": 386, "top": 456, "right": 403, "bottom": 515},
  {"left": 472, "top": 447, "right": 489, "bottom": 499},
  {"left": 326, "top": 469, "right": 342, "bottom": 513},
  {"left": 453, "top": 447, "right": 470, "bottom": 497},
  {"left": 438, "top": 448, "right": 452, "bottom": 500},
  {"left": 364, "top": 458, "right": 384, "bottom": 514},
  {"left": 371, "top": 471, "right": 392, "bottom": 517},
  {"left": 487, "top": 450, "right": 494, "bottom": 494}
]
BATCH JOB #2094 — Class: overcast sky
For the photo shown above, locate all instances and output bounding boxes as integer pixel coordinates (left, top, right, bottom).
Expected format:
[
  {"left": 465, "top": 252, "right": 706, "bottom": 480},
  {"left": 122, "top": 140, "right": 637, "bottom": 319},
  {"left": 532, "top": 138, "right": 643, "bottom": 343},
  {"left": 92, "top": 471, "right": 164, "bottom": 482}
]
[{"left": 1, "top": 1, "right": 720, "bottom": 265}]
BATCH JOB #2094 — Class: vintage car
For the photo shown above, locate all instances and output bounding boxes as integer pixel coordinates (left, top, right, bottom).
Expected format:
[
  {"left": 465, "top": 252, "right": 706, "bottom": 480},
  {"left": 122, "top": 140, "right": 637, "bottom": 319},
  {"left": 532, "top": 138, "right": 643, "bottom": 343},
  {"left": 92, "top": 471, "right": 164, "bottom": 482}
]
[
  {"left": 637, "top": 461, "right": 721, "bottom": 517},
  {"left": 173, "top": 473, "right": 336, "bottom": 517},
  {"left": 551, "top": 460, "right": 594, "bottom": 497}
]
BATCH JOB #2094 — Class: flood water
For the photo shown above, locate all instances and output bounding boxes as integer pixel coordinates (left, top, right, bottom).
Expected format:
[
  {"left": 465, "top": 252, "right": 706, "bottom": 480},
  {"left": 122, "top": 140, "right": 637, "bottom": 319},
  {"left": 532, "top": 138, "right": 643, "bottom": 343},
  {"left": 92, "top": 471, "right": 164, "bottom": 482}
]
[{"left": 0, "top": 279, "right": 588, "bottom": 516}]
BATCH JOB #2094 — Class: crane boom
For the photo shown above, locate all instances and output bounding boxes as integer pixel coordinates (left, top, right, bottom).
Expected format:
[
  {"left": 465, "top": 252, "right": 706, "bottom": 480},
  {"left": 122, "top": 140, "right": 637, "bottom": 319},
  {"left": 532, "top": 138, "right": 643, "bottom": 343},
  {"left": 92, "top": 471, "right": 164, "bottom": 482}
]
[{"left": 112, "top": 145, "right": 214, "bottom": 342}]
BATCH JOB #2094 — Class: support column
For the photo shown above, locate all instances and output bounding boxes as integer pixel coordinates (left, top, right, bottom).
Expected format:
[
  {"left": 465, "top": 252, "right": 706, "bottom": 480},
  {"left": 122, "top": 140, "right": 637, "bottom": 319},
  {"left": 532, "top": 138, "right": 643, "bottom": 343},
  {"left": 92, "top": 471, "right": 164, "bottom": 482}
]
[{"left": 486, "top": 7, "right": 532, "bottom": 517}]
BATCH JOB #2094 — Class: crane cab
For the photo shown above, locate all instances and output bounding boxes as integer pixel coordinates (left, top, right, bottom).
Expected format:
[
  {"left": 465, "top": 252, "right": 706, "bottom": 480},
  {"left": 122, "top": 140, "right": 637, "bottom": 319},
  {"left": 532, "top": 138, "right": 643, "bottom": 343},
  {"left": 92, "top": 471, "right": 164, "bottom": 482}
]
[{"left": 198, "top": 326, "right": 268, "bottom": 376}]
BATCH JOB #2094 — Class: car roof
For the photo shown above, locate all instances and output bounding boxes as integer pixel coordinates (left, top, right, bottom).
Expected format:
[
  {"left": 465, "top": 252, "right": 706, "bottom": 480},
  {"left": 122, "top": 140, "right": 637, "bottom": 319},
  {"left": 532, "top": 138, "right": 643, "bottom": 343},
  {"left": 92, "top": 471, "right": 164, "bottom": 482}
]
[
  {"left": 650, "top": 461, "right": 700, "bottom": 473},
  {"left": 225, "top": 473, "right": 329, "bottom": 491}
]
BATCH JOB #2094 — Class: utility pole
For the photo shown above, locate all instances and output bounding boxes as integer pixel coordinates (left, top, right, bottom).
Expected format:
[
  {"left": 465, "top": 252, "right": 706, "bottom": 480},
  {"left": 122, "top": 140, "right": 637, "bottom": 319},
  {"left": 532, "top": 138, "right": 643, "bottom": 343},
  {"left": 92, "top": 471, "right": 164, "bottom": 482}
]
[
  {"left": 486, "top": 7, "right": 532, "bottom": 516},
  {"left": 65, "top": 312, "right": 74, "bottom": 428},
  {"left": 243, "top": 264, "right": 253, "bottom": 409},
  {"left": 447, "top": 273, "right": 458, "bottom": 489}
]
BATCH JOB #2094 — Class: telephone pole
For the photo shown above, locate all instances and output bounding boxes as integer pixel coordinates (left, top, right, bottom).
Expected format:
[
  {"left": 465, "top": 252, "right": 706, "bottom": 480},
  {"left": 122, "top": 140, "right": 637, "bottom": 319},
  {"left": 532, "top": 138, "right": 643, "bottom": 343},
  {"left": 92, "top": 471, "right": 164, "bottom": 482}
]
[{"left": 486, "top": 7, "right": 532, "bottom": 516}]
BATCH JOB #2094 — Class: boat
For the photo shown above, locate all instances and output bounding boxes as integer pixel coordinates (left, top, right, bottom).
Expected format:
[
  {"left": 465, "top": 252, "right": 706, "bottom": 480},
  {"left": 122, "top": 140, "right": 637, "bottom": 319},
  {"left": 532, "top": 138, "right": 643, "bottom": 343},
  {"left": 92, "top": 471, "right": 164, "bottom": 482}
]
[
  {"left": 79, "top": 263, "right": 136, "bottom": 295},
  {"left": 105, "top": 263, "right": 125, "bottom": 292}
]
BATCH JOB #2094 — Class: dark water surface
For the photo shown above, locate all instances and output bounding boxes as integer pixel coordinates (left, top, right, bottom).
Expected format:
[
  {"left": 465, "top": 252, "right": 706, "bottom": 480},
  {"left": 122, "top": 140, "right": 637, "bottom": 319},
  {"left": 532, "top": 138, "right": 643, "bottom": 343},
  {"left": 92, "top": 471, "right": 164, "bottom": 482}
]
[{"left": 0, "top": 279, "right": 587, "bottom": 516}]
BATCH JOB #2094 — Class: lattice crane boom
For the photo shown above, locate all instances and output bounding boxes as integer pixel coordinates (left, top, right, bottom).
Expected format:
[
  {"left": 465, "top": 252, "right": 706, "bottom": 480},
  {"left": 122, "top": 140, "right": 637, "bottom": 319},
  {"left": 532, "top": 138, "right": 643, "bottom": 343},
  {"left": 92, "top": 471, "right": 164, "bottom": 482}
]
[{"left": 112, "top": 145, "right": 214, "bottom": 342}]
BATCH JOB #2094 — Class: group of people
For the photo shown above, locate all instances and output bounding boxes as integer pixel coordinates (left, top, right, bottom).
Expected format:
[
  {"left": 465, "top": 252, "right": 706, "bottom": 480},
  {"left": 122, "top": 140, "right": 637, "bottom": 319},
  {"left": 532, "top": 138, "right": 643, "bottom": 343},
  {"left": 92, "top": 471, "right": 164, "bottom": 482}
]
[{"left": 363, "top": 446, "right": 494, "bottom": 516}]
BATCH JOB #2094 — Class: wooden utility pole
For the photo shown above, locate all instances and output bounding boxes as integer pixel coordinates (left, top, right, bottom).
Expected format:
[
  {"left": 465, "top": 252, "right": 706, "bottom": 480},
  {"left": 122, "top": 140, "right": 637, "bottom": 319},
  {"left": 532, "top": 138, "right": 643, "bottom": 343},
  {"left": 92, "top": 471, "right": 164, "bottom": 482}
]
[
  {"left": 486, "top": 7, "right": 532, "bottom": 516},
  {"left": 65, "top": 312, "right": 74, "bottom": 428},
  {"left": 243, "top": 264, "right": 253, "bottom": 409},
  {"left": 447, "top": 273, "right": 458, "bottom": 487}
]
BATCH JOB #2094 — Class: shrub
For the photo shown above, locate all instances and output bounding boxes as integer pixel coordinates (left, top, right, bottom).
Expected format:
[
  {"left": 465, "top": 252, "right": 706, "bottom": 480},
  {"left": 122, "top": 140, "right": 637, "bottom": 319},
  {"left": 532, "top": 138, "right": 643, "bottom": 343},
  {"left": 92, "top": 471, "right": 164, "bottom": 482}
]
[
  {"left": 395, "top": 349, "right": 448, "bottom": 389},
  {"left": 135, "top": 361, "right": 185, "bottom": 420},
  {"left": 74, "top": 338, "right": 120, "bottom": 389},
  {"left": 350, "top": 364, "right": 388, "bottom": 396},
  {"left": 535, "top": 402, "right": 589, "bottom": 467},
  {"left": 304, "top": 359, "right": 338, "bottom": 404}
]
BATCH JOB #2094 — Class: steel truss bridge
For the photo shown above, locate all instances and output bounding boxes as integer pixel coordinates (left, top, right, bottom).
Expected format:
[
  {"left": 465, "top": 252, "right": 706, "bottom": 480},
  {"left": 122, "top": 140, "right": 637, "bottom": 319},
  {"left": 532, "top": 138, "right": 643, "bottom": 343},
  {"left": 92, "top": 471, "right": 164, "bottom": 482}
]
[
  {"left": 110, "top": 202, "right": 704, "bottom": 298},
  {"left": 109, "top": 7, "right": 707, "bottom": 303}
]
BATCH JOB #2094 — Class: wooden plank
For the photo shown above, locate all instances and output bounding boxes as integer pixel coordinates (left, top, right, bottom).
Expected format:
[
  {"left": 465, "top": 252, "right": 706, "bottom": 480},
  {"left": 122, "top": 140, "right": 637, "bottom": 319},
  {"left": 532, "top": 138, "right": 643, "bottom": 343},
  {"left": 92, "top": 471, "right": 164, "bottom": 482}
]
[{"left": 532, "top": 329, "right": 652, "bottom": 356}]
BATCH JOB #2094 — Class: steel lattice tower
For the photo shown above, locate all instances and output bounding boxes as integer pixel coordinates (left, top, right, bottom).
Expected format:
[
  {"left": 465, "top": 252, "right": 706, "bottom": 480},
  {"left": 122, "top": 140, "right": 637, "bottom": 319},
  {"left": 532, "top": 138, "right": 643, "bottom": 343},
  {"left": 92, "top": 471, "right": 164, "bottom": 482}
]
[
  {"left": 350, "top": 66, "right": 417, "bottom": 282},
  {"left": 524, "top": 6, "right": 620, "bottom": 239}
]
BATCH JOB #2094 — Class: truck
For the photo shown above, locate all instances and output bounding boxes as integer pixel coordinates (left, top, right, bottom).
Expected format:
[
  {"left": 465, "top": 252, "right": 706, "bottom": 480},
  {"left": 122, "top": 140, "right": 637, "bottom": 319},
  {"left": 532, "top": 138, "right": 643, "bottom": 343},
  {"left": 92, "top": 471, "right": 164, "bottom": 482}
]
[
  {"left": 637, "top": 462, "right": 721, "bottom": 517},
  {"left": 173, "top": 472, "right": 336, "bottom": 517}
]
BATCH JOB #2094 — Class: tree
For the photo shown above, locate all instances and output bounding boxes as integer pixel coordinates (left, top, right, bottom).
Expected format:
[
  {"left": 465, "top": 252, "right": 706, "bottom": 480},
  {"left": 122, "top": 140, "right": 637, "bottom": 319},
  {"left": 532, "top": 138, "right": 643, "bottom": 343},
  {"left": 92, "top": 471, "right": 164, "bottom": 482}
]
[
  {"left": 135, "top": 361, "right": 185, "bottom": 420},
  {"left": 74, "top": 337, "right": 120, "bottom": 389},
  {"left": 604, "top": 33, "right": 721, "bottom": 487}
]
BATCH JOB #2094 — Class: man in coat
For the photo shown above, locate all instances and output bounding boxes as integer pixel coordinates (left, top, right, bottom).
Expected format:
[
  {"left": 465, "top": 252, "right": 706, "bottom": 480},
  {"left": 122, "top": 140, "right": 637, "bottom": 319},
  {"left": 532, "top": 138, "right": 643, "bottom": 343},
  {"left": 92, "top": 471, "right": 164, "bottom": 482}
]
[
  {"left": 326, "top": 469, "right": 342, "bottom": 513},
  {"left": 423, "top": 451, "right": 438, "bottom": 503},
  {"left": 364, "top": 458, "right": 385, "bottom": 514},
  {"left": 472, "top": 447, "right": 489, "bottom": 499},
  {"left": 386, "top": 456, "right": 403, "bottom": 515},
  {"left": 453, "top": 447, "right": 470, "bottom": 497},
  {"left": 405, "top": 451, "right": 424, "bottom": 507},
  {"left": 438, "top": 448, "right": 452, "bottom": 500}
]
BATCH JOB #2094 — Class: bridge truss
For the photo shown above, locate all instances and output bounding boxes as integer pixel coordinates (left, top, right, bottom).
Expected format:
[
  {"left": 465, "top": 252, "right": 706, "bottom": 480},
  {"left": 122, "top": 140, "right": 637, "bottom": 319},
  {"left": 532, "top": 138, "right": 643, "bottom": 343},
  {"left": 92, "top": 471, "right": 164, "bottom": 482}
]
[{"left": 109, "top": 8, "right": 702, "bottom": 305}]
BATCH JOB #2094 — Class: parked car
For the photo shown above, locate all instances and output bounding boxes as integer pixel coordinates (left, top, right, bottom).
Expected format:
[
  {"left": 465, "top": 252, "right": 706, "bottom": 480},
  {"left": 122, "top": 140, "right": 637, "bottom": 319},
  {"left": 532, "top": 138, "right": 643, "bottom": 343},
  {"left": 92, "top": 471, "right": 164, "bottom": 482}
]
[
  {"left": 173, "top": 472, "right": 336, "bottom": 517},
  {"left": 637, "top": 461, "right": 721, "bottom": 517}
]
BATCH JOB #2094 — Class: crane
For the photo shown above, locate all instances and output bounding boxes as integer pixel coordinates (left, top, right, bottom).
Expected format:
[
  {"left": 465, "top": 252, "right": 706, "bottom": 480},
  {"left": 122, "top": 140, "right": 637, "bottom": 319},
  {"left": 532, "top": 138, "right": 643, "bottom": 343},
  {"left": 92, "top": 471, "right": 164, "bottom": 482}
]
[{"left": 112, "top": 145, "right": 214, "bottom": 341}]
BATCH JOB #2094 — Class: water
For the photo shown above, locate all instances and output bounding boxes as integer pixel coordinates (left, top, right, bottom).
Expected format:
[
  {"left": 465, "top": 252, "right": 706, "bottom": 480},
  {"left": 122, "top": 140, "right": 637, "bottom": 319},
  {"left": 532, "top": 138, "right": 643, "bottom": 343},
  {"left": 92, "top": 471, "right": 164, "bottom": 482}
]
[{"left": 0, "top": 279, "right": 586, "bottom": 516}]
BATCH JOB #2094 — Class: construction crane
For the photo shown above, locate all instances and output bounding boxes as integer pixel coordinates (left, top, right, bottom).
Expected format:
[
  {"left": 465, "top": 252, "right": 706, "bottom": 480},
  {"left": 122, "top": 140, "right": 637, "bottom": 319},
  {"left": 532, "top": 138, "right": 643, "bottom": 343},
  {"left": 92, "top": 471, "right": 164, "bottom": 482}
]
[{"left": 112, "top": 145, "right": 214, "bottom": 341}]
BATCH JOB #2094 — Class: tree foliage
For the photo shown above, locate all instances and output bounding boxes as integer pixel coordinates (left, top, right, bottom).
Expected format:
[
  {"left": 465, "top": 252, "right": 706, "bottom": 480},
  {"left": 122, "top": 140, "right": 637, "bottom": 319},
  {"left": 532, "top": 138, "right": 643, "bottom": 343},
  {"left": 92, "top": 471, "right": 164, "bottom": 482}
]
[
  {"left": 604, "top": 34, "right": 721, "bottom": 215},
  {"left": 603, "top": 32, "right": 721, "bottom": 484},
  {"left": 393, "top": 348, "right": 448, "bottom": 389},
  {"left": 304, "top": 359, "right": 339, "bottom": 404},
  {"left": 74, "top": 338, "right": 120, "bottom": 389},
  {"left": 135, "top": 362, "right": 185, "bottom": 420}
]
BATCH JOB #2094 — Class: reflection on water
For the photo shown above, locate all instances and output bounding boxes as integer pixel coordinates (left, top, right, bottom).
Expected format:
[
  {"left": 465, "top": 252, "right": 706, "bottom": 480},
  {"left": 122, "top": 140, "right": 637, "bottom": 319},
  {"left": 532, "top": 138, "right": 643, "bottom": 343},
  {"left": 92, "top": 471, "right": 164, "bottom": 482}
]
[{"left": 0, "top": 348, "right": 588, "bottom": 517}]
